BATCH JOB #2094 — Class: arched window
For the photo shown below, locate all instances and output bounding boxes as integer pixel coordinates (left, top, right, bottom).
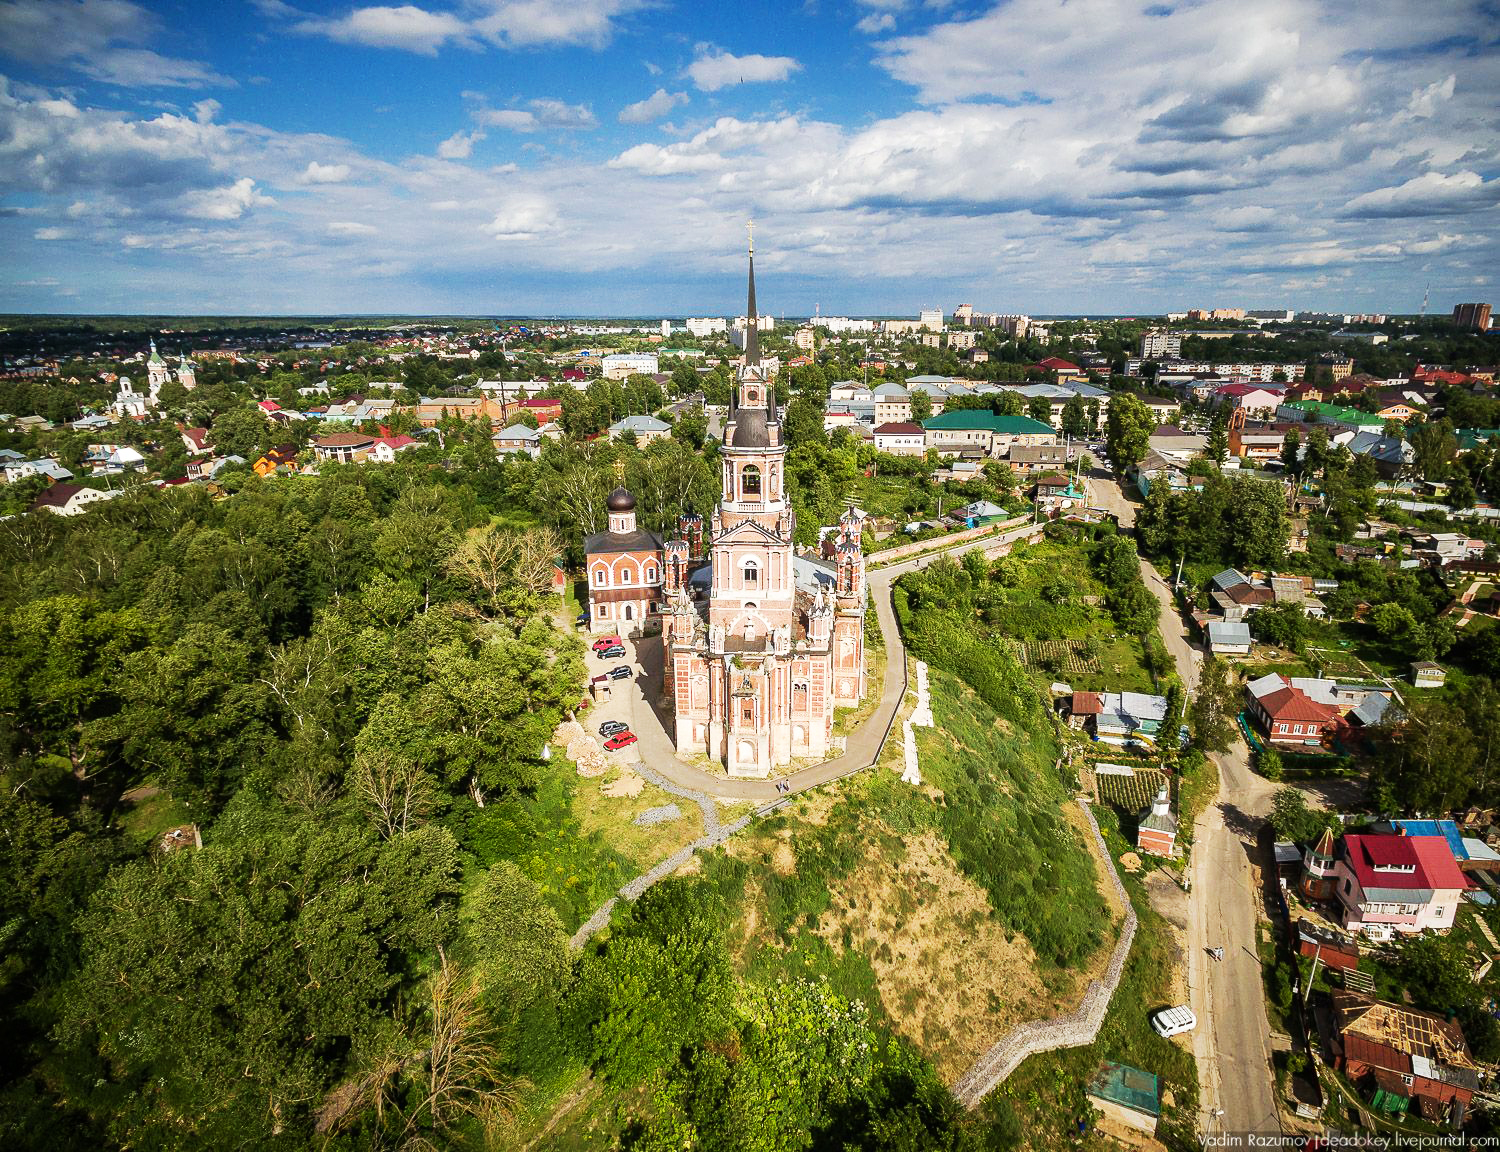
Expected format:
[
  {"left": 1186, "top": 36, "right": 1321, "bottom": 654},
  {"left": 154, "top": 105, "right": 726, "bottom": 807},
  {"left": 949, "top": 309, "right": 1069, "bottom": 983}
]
[
  {"left": 593, "top": 567, "right": 605, "bottom": 587},
  {"left": 743, "top": 560, "right": 759, "bottom": 588},
  {"left": 625, "top": 604, "right": 633, "bottom": 621},
  {"left": 742, "top": 465, "right": 761, "bottom": 497},
  {"left": 646, "top": 565, "right": 658, "bottom": 583}
]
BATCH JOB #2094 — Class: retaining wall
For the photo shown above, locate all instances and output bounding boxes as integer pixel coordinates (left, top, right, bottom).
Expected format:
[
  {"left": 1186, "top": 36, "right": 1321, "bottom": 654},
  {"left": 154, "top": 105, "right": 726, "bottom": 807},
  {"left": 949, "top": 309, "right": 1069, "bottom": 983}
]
[{"left": 952, "top": 798, "right": 1138, "bottom": 1109}]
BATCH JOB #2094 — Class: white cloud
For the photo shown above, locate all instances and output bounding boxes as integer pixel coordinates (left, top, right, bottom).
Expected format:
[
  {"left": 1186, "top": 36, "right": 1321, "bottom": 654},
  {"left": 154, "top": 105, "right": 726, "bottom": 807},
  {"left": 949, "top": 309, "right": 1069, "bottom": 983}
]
[
  {"left": 33, "top": 226, "right": 69, "bottom": 240},
  {"left": 1210, "top": 205, "right": 1279, "bottom": 232},
  {"left": 687, "top": 47, "right": 801, "bottom": 92},
  {"left": 470, "top": 0, "right": 645, "bottom": 49},
  {"left": 1342, "top": 171, "right": 1500, "bottom": 218},
  {"left": 487, "top": 193, "right": 558, "bottom": 239},
  {"left": 329, "top": 221, "right": 379, "bottom": 235},
  {"left": 295, "top": 5, "right": 474, "bottom": 55},
  {"left": 473, "top": 98, "right": 595, "bottom": 131},
  {"left": 1406, "top": 74, "right": 1456, "bottom": 119},
  {"left": 856, "top": 13, "right": 896, "bottom": 34},
  {"left": 618, "top": 88, "right": 688, "bottom": 124},
  {"left": 302, "top": 161, "right": 351, "bottom": 183},
  {"left": 0, "top": 0, "right": 232, "bottom": 87},
  {"left": 179, "top": 178, "right": 274, "bottom": 220},
  {"left": 437, "top": 129, "right": 485, "bottom": 158}
]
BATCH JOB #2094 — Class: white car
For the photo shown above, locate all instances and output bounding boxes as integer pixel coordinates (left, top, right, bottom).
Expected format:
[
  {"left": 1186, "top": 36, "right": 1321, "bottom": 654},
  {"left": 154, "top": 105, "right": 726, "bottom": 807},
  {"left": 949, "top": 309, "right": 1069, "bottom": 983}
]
[{"left": 1151, "top": 1005, "right": 1197, "bottom": 1038}]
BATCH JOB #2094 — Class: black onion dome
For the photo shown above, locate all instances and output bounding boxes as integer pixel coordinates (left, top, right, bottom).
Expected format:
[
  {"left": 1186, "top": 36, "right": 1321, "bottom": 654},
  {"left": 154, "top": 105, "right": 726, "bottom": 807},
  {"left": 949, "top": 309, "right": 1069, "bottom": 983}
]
[{"left": 606, "top": 485, "right": 636, "bottom": 512}]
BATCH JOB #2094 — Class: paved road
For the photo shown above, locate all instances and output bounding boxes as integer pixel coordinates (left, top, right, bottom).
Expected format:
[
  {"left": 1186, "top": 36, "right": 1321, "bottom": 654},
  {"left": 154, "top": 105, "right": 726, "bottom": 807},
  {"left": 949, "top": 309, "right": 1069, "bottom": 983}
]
[
  {"left": 1092, "top": 472, "right": 1281, "bottom": 1138},
  {"left": 587, "top": 519, "right": 1043, "bottom": 803}
]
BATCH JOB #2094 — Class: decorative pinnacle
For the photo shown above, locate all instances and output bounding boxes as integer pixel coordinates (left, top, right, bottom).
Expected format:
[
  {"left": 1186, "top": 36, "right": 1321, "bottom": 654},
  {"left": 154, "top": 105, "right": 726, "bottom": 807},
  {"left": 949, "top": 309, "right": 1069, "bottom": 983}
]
[{"left": 746, "top": 218, "right": 754, "bottom": 256}]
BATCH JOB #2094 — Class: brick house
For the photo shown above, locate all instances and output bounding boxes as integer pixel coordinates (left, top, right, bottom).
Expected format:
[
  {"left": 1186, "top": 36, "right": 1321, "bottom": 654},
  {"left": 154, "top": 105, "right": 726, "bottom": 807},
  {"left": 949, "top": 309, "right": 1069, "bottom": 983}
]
[{"left": 1332, "top": 834, "right": 1468, "bottom": 939}]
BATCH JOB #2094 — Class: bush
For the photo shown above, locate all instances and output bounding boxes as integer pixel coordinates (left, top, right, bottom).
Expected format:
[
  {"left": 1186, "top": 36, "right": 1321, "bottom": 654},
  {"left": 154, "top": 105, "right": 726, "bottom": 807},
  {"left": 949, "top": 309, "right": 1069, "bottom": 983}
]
[{"left": 1259, "top": 746, "right": 1284, "bottom": 780}]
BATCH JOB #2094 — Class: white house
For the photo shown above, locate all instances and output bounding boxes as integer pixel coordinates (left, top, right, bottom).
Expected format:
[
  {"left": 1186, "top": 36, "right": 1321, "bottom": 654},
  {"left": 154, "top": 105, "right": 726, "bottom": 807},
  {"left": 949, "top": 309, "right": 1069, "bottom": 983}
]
[{"left": 873, "top": 422, "right": 926, "bottom": 456}]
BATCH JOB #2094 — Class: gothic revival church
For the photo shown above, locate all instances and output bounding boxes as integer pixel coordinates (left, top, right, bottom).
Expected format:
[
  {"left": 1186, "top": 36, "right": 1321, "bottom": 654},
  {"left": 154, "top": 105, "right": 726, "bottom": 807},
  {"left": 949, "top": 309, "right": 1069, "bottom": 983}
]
[{"left": 660, "top": 244, "right": 866, "bottom": 778}]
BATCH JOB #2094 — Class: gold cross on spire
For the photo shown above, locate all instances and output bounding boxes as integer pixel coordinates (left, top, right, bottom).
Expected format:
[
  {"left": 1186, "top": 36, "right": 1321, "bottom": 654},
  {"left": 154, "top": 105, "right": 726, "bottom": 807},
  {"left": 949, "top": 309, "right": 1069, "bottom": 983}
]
[
  {"left": 613, "top": 458, "right": 625, "bottom": 483},
  {"left": 746, "top": 218, "right": 754, "bottom": 255}
]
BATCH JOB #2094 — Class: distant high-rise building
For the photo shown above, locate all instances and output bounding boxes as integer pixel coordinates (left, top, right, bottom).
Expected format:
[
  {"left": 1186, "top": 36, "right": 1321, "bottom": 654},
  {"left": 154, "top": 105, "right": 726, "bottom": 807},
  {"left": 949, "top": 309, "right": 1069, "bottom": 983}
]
[
  {"left": 685, "top": 317, "right": 728, "bottom": 337},
  {"left": 1139, "top": 329, "right": 1181, "bottom": 359},
  {"left": 660, "top": 319, "right": 671, "bottom": 338},
  {"left": 919, "top": 309, "right": 944, "bottom": 331},
  {"left": 952, "top": 303, "right": 973, "bottom": 326},
  {"left": 1453, "top": 303, "right": 1492, "bottom": 331}
]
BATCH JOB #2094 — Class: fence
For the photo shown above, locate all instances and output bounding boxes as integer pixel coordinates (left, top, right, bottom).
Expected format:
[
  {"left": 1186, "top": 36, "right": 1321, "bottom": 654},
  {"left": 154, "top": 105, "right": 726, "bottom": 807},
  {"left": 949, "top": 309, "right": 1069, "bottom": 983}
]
[
  {"left": 868, "top": 516, "right": 1029, "bottom": 567},
  {"left": 952, "top": 798, "right": 1138, "bottom": 1109}
]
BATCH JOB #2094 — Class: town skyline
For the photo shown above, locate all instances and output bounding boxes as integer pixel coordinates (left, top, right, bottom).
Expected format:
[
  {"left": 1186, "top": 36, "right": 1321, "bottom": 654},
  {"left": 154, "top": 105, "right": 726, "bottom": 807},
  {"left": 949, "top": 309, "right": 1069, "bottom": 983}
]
[{"left": 1, "top": 0, "right": 1497, "bottom": 316}]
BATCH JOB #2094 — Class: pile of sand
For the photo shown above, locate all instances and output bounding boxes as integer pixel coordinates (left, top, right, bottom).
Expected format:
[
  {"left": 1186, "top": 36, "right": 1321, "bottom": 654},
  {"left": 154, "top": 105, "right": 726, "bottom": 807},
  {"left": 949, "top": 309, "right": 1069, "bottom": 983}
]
[
  {"left": 554, "top": 718, "right": 610, "bottom": 778},
  {"left": 603, "top": 771, "right": 645, "bottom": 798}
]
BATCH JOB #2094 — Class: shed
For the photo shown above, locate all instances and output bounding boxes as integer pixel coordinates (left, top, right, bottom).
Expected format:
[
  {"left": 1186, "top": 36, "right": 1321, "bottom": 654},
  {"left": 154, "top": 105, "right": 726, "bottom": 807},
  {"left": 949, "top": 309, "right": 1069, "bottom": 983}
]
[
  {"left": 1411, "top": 661, "right": 1447, "bottom": 689},
  {"left": 1207, "top": 619, "right": 1252, "bottom": 655},
  {"left": 1087, "top": 1062, "right": 1159, "bottom": 1134}
]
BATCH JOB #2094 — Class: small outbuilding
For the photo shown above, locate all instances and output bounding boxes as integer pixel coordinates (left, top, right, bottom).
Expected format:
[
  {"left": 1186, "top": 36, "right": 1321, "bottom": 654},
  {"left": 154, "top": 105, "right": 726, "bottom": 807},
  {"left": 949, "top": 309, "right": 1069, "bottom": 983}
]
[{"left": 1087, "top": 1062, "right": 1160, "bottom": 1135}]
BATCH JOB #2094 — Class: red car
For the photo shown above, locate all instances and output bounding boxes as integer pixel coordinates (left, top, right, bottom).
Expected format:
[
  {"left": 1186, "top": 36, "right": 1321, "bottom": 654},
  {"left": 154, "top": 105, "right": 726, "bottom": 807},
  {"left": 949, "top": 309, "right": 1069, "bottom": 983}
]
[
  {"left": 603, "top": 731, "right": 637, "bottom": 751},
  {"left": 592, "top": 635, "right": 623, "bottom": 652}
]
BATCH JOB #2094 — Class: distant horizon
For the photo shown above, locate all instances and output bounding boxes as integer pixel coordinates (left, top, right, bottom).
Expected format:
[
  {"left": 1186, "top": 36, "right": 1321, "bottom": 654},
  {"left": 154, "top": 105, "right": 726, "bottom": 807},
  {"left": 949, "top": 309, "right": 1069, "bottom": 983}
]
[
  {"left": 0, "top": 310, "right": 1443, "bottom": 325},
  {"left": 0, "top": 2, "right": 1495, "bottom": 315}
]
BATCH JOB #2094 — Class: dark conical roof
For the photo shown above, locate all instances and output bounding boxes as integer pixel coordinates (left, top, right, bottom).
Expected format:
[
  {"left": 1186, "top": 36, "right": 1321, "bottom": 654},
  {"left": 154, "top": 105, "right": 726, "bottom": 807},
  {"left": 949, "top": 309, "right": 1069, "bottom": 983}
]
[
  {"left": 606, "top": 485, "right": 636, "bottom": 512},
  {"left": 730, "top": 405, "right": 769, "bottom": 448},
  {"left": 744, "top": 250, "right": 760, "bottom": 367}
]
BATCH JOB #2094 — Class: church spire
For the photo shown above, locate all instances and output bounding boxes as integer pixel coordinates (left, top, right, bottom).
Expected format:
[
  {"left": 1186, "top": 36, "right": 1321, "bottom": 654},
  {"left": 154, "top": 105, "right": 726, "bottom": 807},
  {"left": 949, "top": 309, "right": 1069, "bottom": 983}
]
[{"left": 744, "top": 220, "right": 760, "bottom": 368}]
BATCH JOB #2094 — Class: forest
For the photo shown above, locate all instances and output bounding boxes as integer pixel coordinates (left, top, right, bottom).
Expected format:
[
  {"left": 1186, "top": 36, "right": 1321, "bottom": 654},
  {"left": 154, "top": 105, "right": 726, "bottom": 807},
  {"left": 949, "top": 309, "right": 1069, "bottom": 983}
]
[{"left": 0, "top": 444, "right": 1003, "bottom": 1149}]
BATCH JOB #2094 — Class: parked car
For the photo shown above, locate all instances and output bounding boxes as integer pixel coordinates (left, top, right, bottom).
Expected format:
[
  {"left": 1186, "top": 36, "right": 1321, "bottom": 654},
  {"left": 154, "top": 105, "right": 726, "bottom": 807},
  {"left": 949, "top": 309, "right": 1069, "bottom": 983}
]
[
  {"left": 1150, "top": 1005, "right": 1196, "bottom": 1038},
  {"left": 592, "top": 635, "right": 623, "bottom": 652},
  {"left": 598, "top": 720, "right": 628, "bottom": 737},
  {"left": 607, "top": 666, "right": 631, "bottom": 681},
  {"left": 604, "top": 731, "right": 638, "bottom": 751},
  {"left": 598, "top": 645, "right": 626, "bottom": 659}
]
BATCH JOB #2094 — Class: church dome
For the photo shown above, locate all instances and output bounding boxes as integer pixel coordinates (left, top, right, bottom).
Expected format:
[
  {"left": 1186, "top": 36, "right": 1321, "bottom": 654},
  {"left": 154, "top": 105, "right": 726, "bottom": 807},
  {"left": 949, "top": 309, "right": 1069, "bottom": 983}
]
[
  {"left": 606, "top": 485, "right": 636, "bottom": 512},
  {"left": 730, "top": 406, "right": 769, "bottom": 447}
]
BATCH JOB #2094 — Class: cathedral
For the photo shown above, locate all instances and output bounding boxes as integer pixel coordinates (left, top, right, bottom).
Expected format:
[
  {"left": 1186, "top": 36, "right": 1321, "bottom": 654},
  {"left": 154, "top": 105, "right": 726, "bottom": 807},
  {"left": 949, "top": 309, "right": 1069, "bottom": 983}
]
[{"left": 656, "top": 242, "right": 867, "bottom": 778}]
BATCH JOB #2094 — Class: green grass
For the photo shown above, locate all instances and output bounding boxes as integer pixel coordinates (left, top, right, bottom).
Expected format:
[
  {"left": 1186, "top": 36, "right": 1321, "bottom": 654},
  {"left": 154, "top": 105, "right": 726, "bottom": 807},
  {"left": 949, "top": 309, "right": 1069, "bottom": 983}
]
[
  {"left": 987, "top": 537, "right": 1158, "bottom": 693},
  {"left": 116, "top": 784, "right": 194, "bottom": 849},
  {"left": 996, "top": 803, "right": 1199, "bottom": 1151},
  {"left": 444, "top": 769, "right": 634, "bottom": 932}
]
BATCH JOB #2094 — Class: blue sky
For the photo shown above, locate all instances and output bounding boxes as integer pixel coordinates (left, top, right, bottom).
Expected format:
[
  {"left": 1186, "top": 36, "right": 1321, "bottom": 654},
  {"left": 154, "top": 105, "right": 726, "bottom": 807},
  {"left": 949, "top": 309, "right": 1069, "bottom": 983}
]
[{"left": 0, "top": 0, "right": 1497, "bottom": 316}]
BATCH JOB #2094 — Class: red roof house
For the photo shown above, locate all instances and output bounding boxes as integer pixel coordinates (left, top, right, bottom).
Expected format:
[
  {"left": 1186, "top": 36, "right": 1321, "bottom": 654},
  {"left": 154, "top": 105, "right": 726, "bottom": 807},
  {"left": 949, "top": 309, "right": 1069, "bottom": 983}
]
[
  {"left": 1250, "top": 681, "right": 1340, "bottom": 746},
  {"left": 1333, "top": 834, "right": 1468, "bottom": 939}
]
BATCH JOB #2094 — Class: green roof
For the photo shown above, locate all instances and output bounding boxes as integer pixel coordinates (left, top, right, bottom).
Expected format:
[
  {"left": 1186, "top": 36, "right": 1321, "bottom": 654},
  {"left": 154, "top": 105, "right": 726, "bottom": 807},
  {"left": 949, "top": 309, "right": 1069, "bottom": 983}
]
[
  {"left": 1281, "top": 400, "right": 1382, "bottom": 426},
  {"left": 1458, "top": 429, "right": 1500, "bottom": 450},
  {"left": 922, "top": 411, "right": 1054, "bottom": 435},
  {"left": 1088, "top": 1063, "right": 1159, "bottom": 1118}
]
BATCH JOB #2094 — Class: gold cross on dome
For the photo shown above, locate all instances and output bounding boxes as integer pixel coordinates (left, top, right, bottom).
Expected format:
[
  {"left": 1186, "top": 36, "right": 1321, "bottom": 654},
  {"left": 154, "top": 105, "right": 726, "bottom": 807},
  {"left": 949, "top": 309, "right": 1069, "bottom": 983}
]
[
  {"left": 746, "top": 218, "right": 754, "bottom": 255},
  {"left": 614, "top": 459, "right": 625, "bottom": 482}
]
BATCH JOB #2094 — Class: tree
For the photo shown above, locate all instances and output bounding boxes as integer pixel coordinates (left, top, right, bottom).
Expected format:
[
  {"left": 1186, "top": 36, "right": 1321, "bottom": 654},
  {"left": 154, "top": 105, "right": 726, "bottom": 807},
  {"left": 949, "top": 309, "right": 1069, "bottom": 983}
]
[
  {"left": 1061, "top": 394, "right": 1088, "bottom": 439},
  {"left": 209, "top": 407, "right": 267, "bottom": 459},
  {"left": 1188, "top": 654, "right": 1240, "bottom": 753},
  {"left": 1372, "top": 693, "right": 1477, "bottom": 812},
  {"left": 1026, "top": 395, "right": 1052, "bottom": 426},
  {"left": 995, "top": 390, "right": 1024, "bottom": 417},
  {"left": 673, "top": 405, "right": 708, "bottom": 449},
  {"left": 1250, "top": 602, "right": 1308, "bottom": 653},
  {"left": 1104, "top": 392, "right": 1153, "bottom": 471},
  {"left": 1280, "top": 428, "right": 1302, "bottom": 476},
  {"left": 909, "top": 389, "right": 933, "bottom": 423},
  {"left": 465, "top": 861, "right": 570, "bottom": 1007},
  {"left": 1268, "top": 786, "right": 1332, "bottom": 841},
  {"left": 1206, "top": 412, "right": 1229, "bottom": 465}
]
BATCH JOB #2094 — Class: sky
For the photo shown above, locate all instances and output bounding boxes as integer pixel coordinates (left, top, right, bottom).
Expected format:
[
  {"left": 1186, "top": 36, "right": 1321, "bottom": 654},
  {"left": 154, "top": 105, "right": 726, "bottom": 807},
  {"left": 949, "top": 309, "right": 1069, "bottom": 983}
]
[{"left": 0, "top": 0, "right": 1497, "bottom": 317}]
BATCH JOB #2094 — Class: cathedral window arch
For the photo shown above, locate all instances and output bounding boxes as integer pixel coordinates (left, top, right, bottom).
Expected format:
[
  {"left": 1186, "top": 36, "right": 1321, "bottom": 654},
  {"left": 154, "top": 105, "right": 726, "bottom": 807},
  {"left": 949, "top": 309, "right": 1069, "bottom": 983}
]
[
  {"left": 741, "top": 464, "right": 761, "bottom": 498},
  {"left": 742, "top": 559, "right": 759, "bottom": 588},
  {"left": 646, "top": 563, "right": 658, "bottom": 583}
]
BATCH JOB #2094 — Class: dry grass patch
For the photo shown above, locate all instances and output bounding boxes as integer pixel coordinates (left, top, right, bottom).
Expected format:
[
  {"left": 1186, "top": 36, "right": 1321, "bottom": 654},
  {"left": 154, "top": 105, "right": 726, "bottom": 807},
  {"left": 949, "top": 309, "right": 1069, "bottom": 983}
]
[{"left": 812, "top": 828, "right": 1080, "bottom": 1081}]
